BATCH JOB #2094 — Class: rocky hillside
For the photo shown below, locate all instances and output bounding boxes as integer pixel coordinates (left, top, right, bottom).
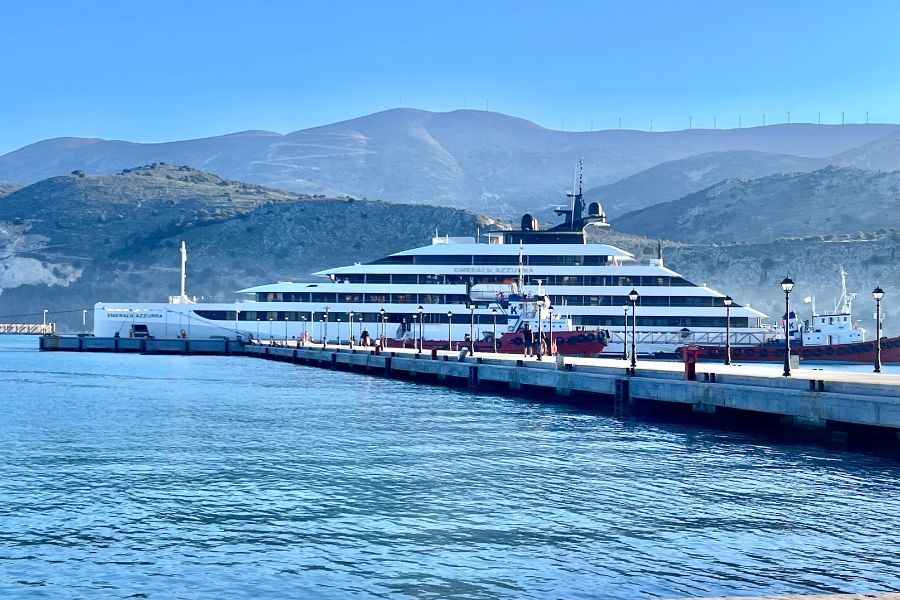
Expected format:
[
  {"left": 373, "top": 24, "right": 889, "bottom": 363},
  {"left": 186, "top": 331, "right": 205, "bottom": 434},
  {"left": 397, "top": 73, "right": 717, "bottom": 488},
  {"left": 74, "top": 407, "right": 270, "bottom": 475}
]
[
  {"left": 582, "top": 227, "right": 900, "bottom": 336},
  {"left": 613, "top": 167, "right": 900, "bottom": 244},
  {"left": 665, "top": 234, "right": 900, "bottom": 336},
  {"left": 585, "top": 150, "right": 823, "bottom": 217},
  {"left": 1, "top": 109, "right": 897, "bottom": 217},
  {"left": 0, "top": 183, "right": 21, "bottom": 196},
  {"left": 0, "top": 165, "right": 495, "bottom": 330}
]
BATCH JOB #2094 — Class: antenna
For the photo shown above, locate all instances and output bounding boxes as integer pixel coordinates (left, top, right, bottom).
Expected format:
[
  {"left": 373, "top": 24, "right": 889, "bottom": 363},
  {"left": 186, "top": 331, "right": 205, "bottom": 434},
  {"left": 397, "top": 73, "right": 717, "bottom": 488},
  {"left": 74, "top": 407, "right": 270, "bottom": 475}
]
[
  {"left": 763, "top": 113, "right": 766, "bottom": 126},
  {"left": 590, "top": 118, "right": 593, "bottom": 132},
  {"left": 842, "top": 111, "right": 845, "bottom": 124},
  {"left": 689, "top": 115, "right": 692, "bottom": 129},
  {"left": 787, "top": 111, "right": 790, "bottom": 124},
  {"left": 818, "top": 111, "right": 821, "bottom": 124},
  {"left": 518, "top": 242, "right": 524, "bottom": 292}
]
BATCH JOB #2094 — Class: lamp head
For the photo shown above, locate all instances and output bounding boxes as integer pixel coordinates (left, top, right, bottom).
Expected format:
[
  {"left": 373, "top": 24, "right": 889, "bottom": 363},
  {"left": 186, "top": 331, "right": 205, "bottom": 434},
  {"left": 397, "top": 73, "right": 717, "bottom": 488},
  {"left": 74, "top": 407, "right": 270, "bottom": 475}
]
[
  {"left": 628, "top": 289, "right": 639, "bottom": 302},
  {"left": 417, "top": 305, "right": 423, "bottom": 313},
  {"left": 873, "top": 286, "right": 885, "bottom": 300},
  {"left": 447, "top": 311, "right": 453, "bottom": 317},
  {"left": 380, "top": 308, "right": 385, "bottom": 316},
  {"left": 491, "top": 308, "right": 497, "bottom": 314},
  {"left": 780, "top": 277, "right": 794, "bottom": 293},
  {"left": 723, "top": 295, "right": 733, "bottom": 307}
]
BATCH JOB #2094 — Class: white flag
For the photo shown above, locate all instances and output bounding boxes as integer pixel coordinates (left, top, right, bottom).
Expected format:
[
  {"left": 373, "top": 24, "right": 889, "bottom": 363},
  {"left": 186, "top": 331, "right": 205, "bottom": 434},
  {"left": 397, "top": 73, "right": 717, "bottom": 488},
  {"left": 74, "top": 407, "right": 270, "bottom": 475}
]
[{"left": 803, "top": 296, "right": 813, "bottom": 303}]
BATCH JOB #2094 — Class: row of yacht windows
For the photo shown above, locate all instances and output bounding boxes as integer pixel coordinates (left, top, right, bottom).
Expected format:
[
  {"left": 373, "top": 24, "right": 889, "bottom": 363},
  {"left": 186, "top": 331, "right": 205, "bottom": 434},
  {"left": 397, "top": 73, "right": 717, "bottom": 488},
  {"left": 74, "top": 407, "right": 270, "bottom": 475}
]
[
  {"left": 195, "top": 310, "right": 510, "bottom": 325},
  {"left": 373, "top": 255, "right": 611, "bottom": 266},
  {"left": 255, "top": 292, "right": 730, "bottom": 307},
  {"left": 195, "top": 310, "right": 748, "bottom": 329},
  {"left": 329, "top": 274, "right": 693, "bottom": 286}
]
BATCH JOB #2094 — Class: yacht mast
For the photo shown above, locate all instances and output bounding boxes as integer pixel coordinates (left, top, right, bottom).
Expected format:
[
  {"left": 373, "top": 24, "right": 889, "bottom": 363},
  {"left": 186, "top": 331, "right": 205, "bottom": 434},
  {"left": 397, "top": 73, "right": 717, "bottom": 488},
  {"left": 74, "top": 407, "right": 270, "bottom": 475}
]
[{"left": 180, "top": 240, "right": 188, "bottom": 300}]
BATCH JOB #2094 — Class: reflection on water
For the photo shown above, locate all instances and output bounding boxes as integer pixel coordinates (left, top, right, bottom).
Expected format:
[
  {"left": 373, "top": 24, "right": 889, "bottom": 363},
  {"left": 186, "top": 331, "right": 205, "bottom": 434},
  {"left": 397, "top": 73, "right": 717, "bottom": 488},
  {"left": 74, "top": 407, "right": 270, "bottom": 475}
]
[{"left": 1, "top": 336, "right": 899, "bottom": 599}]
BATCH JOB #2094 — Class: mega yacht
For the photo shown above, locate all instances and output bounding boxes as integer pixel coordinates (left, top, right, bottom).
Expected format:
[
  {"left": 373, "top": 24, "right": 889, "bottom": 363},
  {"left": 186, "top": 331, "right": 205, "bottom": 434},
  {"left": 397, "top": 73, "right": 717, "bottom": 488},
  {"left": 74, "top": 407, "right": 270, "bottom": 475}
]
[{"left": 94, "top": 165, "right": 768, "bottom": 355}]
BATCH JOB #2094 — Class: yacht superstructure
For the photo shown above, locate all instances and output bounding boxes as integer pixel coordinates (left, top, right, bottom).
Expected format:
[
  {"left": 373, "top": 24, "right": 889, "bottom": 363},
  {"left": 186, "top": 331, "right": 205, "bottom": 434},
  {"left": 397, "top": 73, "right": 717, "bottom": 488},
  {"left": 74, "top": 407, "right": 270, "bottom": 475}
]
[{"left": 94, "top": 163, "right": 768, "bottom": 354}]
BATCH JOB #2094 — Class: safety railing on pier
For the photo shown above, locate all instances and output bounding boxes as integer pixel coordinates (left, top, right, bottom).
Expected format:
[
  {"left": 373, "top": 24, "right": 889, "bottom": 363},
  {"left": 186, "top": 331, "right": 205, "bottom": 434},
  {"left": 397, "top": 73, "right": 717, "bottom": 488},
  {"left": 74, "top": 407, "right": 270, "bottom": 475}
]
[
  {"left": 0, "top": 323, "right": 55, "bottom": 334},
  {"left": 607, "top": 330, "right": 769, "bottom": 346}
]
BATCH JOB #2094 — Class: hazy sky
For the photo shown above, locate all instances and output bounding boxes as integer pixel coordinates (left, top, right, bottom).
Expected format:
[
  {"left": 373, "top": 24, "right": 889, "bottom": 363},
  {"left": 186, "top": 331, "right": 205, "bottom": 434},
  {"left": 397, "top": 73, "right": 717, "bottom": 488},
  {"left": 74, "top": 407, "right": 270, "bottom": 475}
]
[{"left": 1, "top": 0, "right": 898, "bottom": 154}]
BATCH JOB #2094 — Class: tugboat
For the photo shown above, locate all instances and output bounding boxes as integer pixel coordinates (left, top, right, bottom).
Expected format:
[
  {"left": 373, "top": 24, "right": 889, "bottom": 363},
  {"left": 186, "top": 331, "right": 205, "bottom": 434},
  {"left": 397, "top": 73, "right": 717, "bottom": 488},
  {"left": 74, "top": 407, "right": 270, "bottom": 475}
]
[{"left": 681, "top": 269, "right": 898, "bottom": 363}]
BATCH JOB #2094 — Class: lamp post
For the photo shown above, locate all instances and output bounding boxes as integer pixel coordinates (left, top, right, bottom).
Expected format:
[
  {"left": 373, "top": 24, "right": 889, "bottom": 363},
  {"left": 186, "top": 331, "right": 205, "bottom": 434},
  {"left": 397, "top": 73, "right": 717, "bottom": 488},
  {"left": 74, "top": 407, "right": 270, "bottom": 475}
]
[
  {"left": 469, "top": 304, "right": 475, "bottom": 354},
  {"left": 622, "top": 304, "right": 629, "bottom": 360},
  {"left": 349, "top": 311, "right": 354, "bottom": 348},
  {"left": 256, "top": 318, "right": 260, "bottom": 340},
  {"left": 324, "top": 306, "right": 330, "bottom": 347},
  {"left": 873, "top": 286, "right": 884, "bottom": 373},
  {"left": 358, "top": 316, "right": 363, "bottom": 343},
  {"left": 337, "top": 317, "right": 342, "bottom": 346},
  {"left": 268, "top": 317, "right": 273, "bottom": 341},
  {"left": 723, "top": 296, "right": 733, "bottom": 365},
  {"left": 781, "top": 277, "right": 794, "bottom": 377},
  {"left": 235, "top": 309, "right": 241, "bottom": 338},
  {"left": 410, "top": 314, "right": 417, "bottom": 349},
  {"left": 628, "top": 289, "right": 639, "bottom": 374},
  {"left": 284, "top": 315, "right": 289, "bottom": 343},
  {"left": 417, "top": 305, "right": 424, "bottom": 352},
  {"left": 320, "top": 317, "right": 325, "bottom": 347},
  {"left": 447, "top": 310, "right": 453, "bottom": 351},
  {"left": 548, "top": 305, "right": 555, "bottom": 357},
  {"left": 380, "top": 308, "right": 386, "bottom": 347},
  {"left": 301, "top": 316, "right": 307, "bottom": 344},
  {"left": 83, "top": 309, "right": 87, "bottom": 328},
  {"left": 491, "top": 308, "right": 498, "bottom": 353}
]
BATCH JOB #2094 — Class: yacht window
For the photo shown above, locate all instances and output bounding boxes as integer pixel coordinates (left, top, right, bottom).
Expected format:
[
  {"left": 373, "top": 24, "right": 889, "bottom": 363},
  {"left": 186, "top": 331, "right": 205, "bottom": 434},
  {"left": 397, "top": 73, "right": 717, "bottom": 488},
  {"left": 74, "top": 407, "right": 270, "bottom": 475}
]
[
  {"left": 340, "top": 293, "right": 362, "bottom": 303},
  {"left": 413, "top": 255, "right": 472, "bottom": 265},
  {"left": 392, "top": 293, "right": 415, "bottom": 303},
  {"left": 391, "top": 274, "right": 417, "bottom": 284},
  {"left": 365, "top": 274, "right": 390, "bottom": 284},
  {"left": 365, "top": 293, "right": 388, "bottom": 303},
  {"left": 312, "top": 293, "right": 336, "bottom": 303}
]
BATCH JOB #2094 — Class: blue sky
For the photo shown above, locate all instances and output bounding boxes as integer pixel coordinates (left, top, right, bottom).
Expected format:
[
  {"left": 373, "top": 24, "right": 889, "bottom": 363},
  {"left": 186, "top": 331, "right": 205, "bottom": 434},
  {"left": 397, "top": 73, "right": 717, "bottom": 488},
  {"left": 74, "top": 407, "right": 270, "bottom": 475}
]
[{"left": 1, "top": 0, "right": 898, "bottom": 154}]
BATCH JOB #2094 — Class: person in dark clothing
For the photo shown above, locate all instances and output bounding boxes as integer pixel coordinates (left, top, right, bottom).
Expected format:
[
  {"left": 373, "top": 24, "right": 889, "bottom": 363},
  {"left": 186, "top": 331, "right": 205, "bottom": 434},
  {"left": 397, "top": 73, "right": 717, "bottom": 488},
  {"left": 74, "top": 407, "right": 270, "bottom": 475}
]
[{"left": 523, "top": 323, "right": 534, "bottom": 357}]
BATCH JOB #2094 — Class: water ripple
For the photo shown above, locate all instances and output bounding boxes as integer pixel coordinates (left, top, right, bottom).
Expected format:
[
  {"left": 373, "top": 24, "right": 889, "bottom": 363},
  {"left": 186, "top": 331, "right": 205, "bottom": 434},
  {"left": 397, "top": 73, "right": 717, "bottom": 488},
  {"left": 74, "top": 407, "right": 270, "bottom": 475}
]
[{"left": 1, "top": 337, "right": 900, "bottom": 598}]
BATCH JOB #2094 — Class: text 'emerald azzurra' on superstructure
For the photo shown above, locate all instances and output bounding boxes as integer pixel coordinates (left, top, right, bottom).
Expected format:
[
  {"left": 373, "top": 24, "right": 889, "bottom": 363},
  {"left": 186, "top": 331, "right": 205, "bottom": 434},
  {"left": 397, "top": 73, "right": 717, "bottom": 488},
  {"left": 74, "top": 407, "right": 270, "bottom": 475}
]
[{"left": 94, "top": 161, "right": 768, "bottom": 356}]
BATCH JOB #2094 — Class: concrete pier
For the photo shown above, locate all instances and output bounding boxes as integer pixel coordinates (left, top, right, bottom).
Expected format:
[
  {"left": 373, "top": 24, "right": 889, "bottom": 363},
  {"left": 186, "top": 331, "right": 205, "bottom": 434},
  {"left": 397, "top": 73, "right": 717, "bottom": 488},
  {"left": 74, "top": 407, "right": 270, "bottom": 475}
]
[{"left": 39, "top": 336, "right": 900, "bottom": 441}]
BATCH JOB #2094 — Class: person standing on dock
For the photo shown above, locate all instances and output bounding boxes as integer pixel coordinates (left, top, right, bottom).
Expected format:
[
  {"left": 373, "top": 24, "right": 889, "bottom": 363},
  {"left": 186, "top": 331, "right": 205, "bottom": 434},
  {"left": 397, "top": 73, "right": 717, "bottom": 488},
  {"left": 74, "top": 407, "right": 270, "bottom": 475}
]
[{"left": 523, "top": 323, "right": 534, "bottom": 357}]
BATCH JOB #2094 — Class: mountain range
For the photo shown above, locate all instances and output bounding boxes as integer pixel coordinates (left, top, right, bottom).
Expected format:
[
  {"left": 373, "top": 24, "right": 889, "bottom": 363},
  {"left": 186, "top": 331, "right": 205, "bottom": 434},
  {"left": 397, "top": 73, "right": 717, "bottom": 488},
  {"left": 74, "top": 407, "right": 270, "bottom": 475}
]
[
  {"left": 0, "top": 164, "right": 494, "bottom": 329},
  {"left": 613, "top": 166, "right": 900, "bottom": 243},
  {"left": 2, "top": 108, "right": 899, "bottom": 218},
  {"left": 2, "top": 162, "right": 899, "bottom": 334}
]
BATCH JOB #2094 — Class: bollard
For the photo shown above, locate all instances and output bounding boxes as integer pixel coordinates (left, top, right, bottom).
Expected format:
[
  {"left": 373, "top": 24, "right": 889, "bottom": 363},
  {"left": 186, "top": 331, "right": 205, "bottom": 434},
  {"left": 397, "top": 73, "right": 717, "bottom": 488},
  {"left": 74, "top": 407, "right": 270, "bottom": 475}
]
[
  {"left": 683, "top": 344, "right": 699, "bottom": 381},
  {"left": 431, "top": 348, "right": 438, "bottom": 360}
]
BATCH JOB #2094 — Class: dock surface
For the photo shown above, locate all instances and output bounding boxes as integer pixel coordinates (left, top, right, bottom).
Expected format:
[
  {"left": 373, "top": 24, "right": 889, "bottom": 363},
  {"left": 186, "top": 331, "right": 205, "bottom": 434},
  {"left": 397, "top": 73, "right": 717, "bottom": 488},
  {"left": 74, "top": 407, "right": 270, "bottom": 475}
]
[{"left": 39, "top": 335, "right": 900, "bottom": 440}]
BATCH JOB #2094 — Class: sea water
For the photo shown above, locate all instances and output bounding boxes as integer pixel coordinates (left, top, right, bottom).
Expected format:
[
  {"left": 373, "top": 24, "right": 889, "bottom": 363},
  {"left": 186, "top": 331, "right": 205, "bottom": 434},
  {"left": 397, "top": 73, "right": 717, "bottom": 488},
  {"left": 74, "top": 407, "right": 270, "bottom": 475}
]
[{"left": 1, "top": 335, "right": 899, "bottom": 599}]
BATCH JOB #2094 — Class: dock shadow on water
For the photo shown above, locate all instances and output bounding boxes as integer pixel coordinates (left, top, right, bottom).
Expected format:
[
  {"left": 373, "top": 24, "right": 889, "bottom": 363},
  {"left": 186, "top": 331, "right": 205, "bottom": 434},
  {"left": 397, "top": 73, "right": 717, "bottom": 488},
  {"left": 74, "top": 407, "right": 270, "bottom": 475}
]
[{"left": 2, "top": 336, "right": 900, "bottom": 599}]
